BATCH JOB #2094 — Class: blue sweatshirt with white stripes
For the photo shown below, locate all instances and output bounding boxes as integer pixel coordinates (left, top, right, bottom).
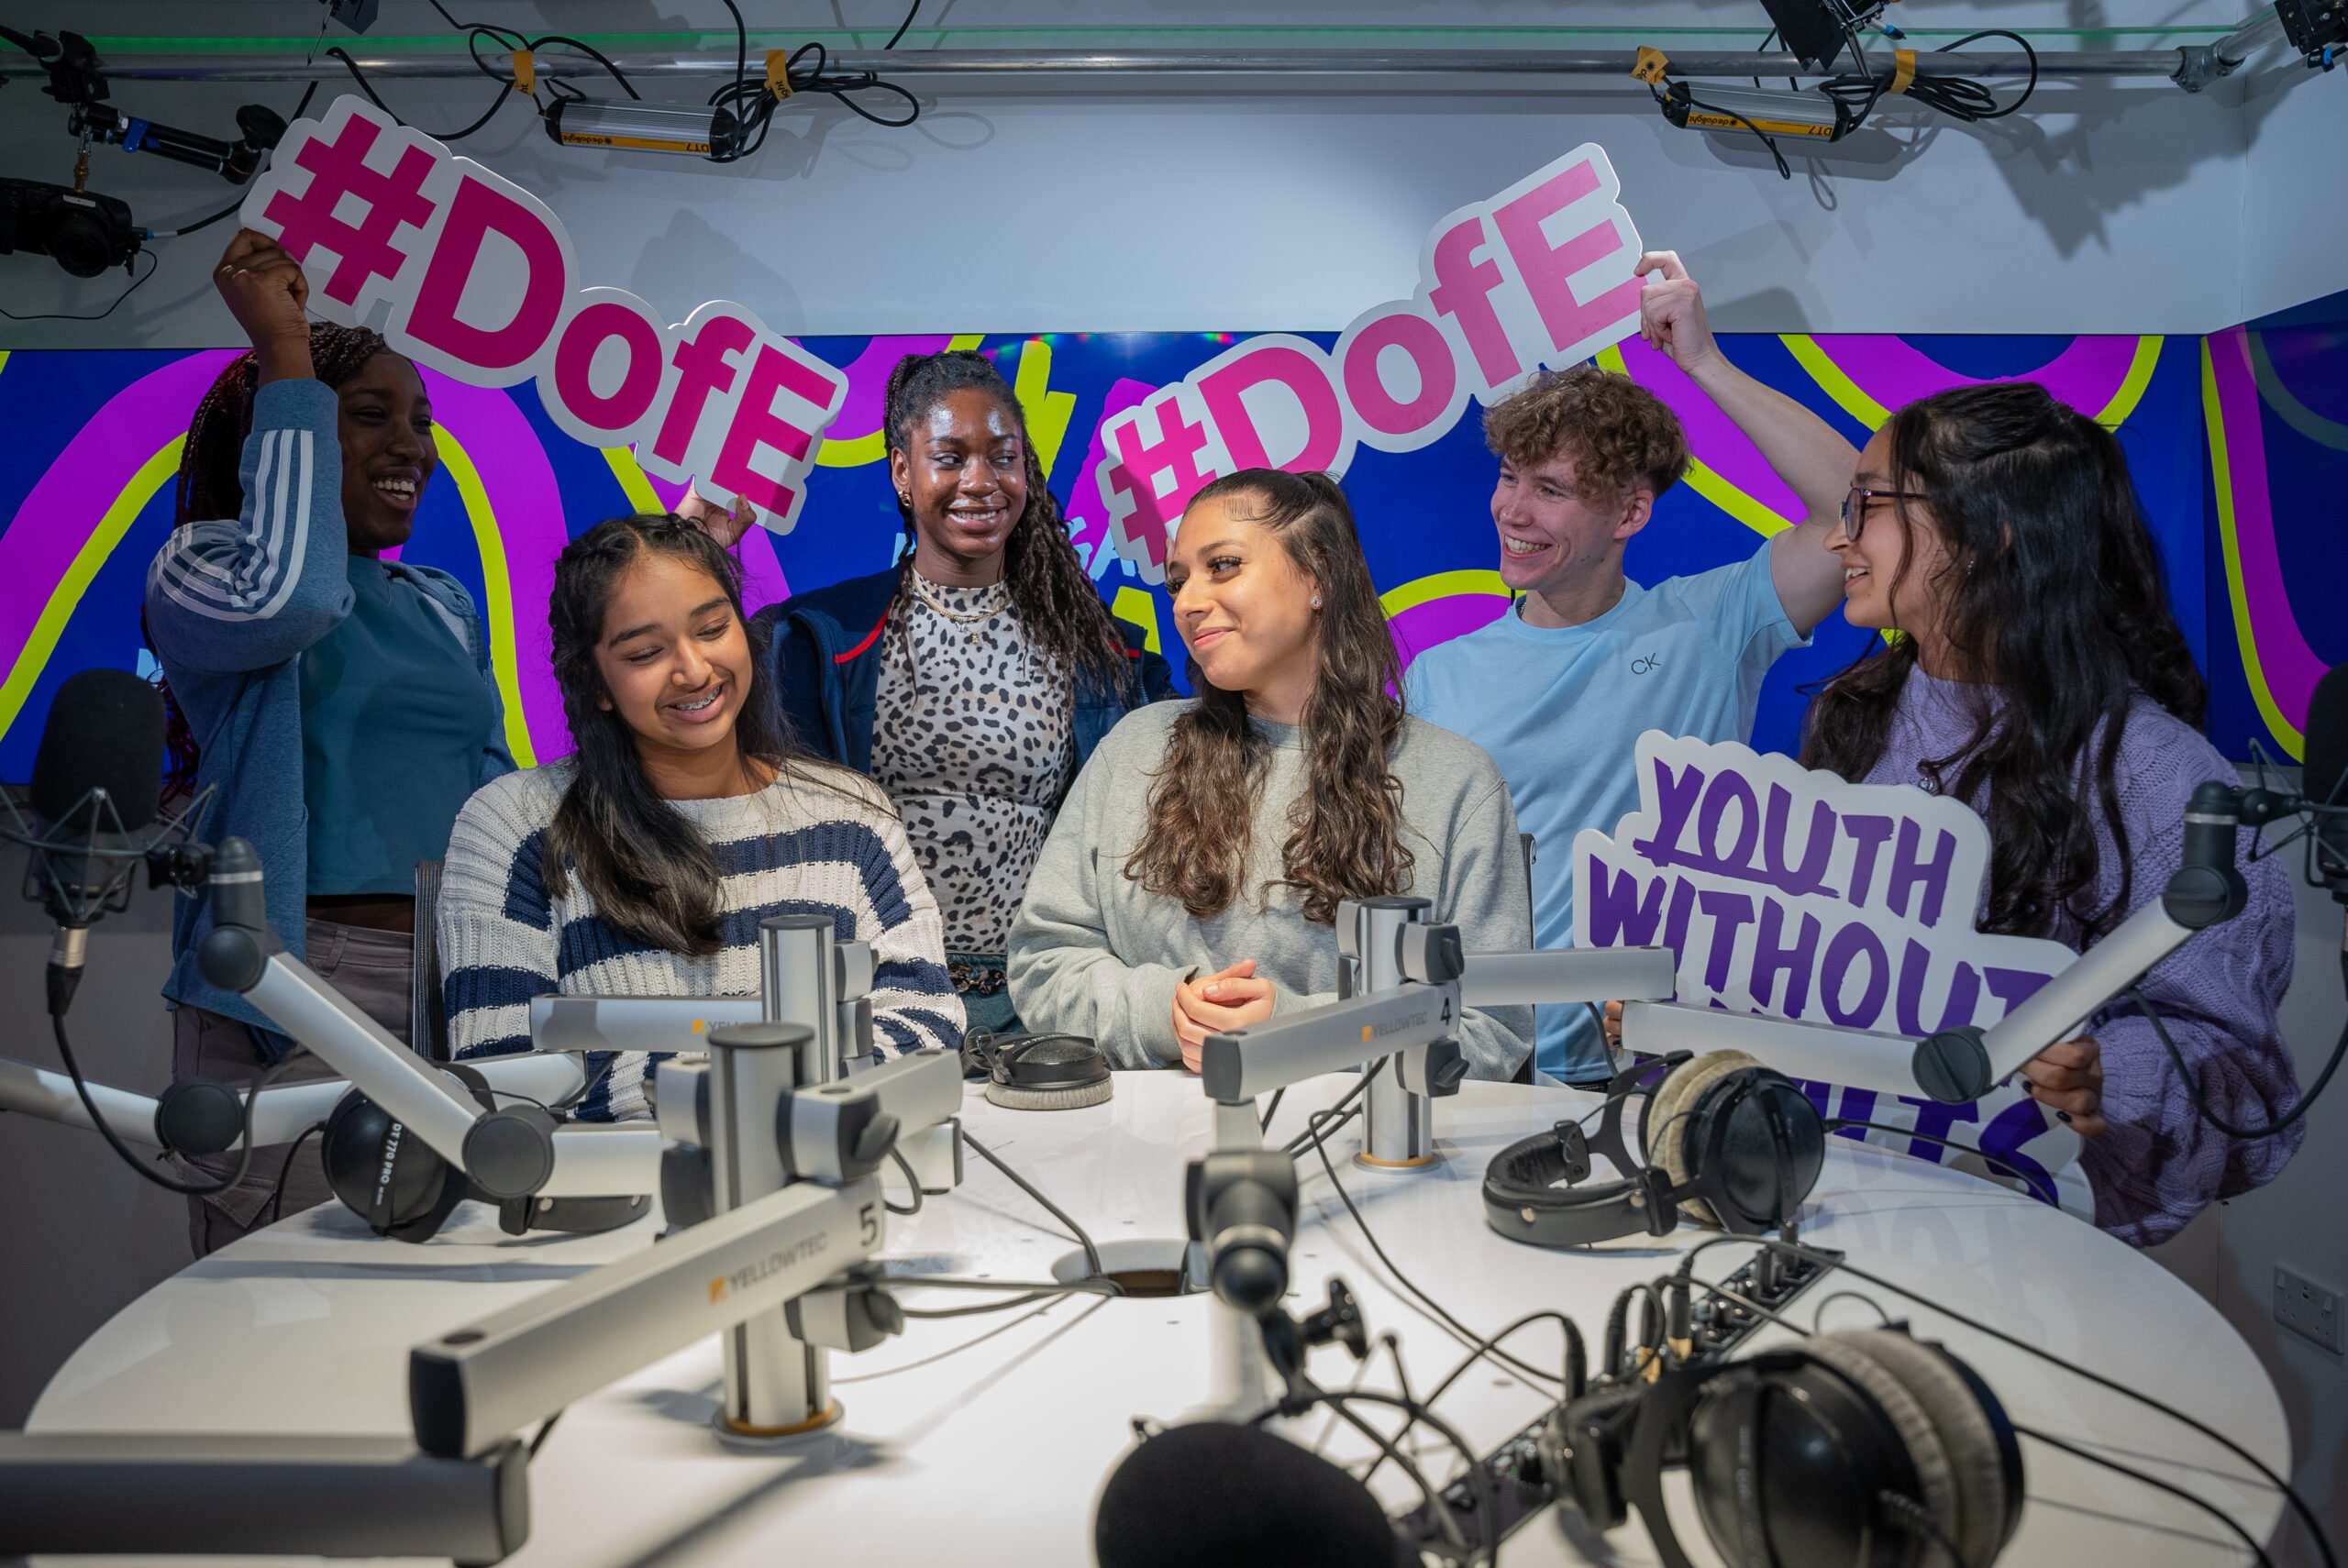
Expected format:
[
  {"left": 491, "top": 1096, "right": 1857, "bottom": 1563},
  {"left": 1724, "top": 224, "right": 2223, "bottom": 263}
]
[
  {"left": 143, "top": 379, "right": 510, "bottom": 1038},
  {"left": 437, "top": 759, "right": 965, "bottom": 1121}
]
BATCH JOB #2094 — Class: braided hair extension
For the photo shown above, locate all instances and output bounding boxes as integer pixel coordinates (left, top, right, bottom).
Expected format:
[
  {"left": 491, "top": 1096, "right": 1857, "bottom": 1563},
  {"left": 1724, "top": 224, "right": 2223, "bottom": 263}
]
[
  {"left": 156, "top": 323, "right": 395, "bottom": 794},
  {"left": 880, "top": 349, "right": 1133, "bottom": 701}
]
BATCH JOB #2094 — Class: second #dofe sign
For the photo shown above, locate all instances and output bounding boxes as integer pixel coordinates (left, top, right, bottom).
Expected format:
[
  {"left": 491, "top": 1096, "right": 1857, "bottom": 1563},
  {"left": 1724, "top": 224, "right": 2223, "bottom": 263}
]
[{"left": 1575, "top": 731, "right": 2088, "bottom": 1205}]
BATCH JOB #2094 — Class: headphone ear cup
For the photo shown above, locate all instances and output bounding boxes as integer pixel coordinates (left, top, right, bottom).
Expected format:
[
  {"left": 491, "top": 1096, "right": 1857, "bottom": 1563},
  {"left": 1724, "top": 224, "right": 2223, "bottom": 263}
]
[
  {"left": 1699, "top": 1070, "right": 1825, "bottom": 1232},
  {"left": 1837, "top": 1330, "right": 2021, "bottom": 1568},
  {"left": 1647, "top": 1050, "right": 1760, "bottom": 1225},
  {"left": 1789, "top": 1333, "right": 1961, "bottom": 1563},
  {"left": 320, "top": 1088, "right": 469, "bottom": 1243}
]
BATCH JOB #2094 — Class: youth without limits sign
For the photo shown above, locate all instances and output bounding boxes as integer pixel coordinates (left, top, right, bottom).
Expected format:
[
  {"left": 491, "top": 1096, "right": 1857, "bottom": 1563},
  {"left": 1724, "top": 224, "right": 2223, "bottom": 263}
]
[
  {"left": 1096, "top": 143, "right": 1648, "bottom": 582},
  {"left": 1573, "top": 733, "right": 2091, "bottom": 1206},
  {"left": 239, "top": 95, "right": 846, "bottom": 532}
]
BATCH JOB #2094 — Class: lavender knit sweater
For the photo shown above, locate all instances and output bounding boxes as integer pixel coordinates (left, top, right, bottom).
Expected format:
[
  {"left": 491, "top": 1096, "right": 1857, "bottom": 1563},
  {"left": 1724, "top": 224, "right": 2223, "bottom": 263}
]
[{"left": 1860, "top": 668, "right": 2305, "bottom": 1245}]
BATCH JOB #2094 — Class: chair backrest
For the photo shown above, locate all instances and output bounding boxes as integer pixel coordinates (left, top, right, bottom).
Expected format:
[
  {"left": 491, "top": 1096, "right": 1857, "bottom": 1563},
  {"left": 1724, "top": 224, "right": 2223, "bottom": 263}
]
[
  {"left": 411, "top": 858, "right": 449, "bottom": 1061},
  {"left": 1512, "top": 833, "right": 1537, "bottom": 1085}
]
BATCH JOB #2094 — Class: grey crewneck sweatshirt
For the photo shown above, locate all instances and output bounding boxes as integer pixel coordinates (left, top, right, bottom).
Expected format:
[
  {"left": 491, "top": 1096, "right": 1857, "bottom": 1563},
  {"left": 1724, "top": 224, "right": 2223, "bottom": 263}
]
[{"left": 1007, "top": 701, "right": 1534, "bottom": 1077}]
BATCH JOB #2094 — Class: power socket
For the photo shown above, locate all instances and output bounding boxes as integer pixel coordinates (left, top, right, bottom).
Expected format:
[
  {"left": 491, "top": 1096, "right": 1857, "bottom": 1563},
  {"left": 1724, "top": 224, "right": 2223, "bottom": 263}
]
[{"left": 2275, "top": 1265, "right": 2342, "bottom": 1353}]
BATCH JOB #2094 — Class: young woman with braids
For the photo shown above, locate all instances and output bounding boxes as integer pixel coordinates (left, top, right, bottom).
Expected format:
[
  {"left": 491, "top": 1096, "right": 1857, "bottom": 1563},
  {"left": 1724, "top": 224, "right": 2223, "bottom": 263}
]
[
  {"left": 686, "top": 349, "right": 1170, "bottom": 1033},
  {"left": 1671, "top": 377, "right": 2301, "bottom": 1245},
  {"left": 436, "top": 515, "right": 960, "bottom": 1120},
  {"left": 144, "top": 229, "right": 512, "bottom": 1253},
  {"left": 1007, "top": 469, "right": 1534, "bottom": 1077}
]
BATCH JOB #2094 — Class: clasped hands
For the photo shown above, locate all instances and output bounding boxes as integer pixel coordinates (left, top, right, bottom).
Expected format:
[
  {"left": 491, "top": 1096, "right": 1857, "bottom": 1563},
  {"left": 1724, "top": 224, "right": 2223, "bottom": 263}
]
[{"left": 1171, "top": 959, "right": 1279, "bottom": 1074}]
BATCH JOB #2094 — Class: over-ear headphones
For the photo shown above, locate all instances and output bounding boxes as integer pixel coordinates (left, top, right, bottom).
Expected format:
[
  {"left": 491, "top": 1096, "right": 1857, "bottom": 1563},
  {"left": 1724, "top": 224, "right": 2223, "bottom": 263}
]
[
  {"left": 320, "top": 1066, "right": 649, "bottom": 1243},
  {"left": 1483, "top": 1050, "right": 1824, "bottom": 1246},
  {"left": 964, "top": 1031, "right": 1113, "bottom": 1111},
  {"left": 1545, "top": 1326, "right": 2024, "bottom": 1568}
]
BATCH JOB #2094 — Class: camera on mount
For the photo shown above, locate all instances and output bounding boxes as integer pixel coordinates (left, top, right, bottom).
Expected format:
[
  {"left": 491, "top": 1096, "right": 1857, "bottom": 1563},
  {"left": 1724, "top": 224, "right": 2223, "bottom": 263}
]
[
  {"left": 0, "top": 25, "right": 294, "bottom": 278},
  {"left": 0, "top": 177, "right": 139, "bottom": 278}
]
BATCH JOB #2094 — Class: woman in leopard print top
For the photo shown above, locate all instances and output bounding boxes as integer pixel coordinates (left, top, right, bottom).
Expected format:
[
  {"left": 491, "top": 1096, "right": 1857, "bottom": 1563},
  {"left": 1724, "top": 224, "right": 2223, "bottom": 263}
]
[{"left": 693, "top": 350, "right": 1172, "bottom": 1032}]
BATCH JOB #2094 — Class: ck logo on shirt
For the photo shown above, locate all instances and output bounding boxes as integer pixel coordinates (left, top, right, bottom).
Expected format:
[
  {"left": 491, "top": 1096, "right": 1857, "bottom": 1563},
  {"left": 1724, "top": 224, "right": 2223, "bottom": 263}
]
[{"left": 1631, "top": 652, "right": 1665, "bottom": 675}]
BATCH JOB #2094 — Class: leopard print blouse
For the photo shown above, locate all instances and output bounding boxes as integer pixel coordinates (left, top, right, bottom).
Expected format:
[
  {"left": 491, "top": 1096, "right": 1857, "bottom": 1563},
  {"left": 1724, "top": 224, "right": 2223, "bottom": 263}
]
[{"left": 869, "top": 572, "right": 1072, "bottom": 953}]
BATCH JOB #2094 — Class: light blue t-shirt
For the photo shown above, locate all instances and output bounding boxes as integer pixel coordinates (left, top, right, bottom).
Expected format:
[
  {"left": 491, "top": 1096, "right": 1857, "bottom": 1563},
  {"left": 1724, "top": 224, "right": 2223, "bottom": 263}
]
[{"left": 1401, "top": 538, "right": 1807, "bottom": 1079}]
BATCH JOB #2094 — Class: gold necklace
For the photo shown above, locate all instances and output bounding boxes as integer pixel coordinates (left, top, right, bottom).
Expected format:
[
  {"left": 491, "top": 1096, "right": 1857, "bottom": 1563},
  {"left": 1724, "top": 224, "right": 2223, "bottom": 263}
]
[{"left": 910, "top": 575, "right": 1010, "bottom": 646}]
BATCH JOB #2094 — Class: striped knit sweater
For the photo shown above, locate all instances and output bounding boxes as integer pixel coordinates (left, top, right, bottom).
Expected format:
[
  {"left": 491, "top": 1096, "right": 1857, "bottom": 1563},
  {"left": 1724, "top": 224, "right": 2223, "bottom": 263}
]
[{"left": 438, "top": 759, "right": 964, "bottom": 1121}]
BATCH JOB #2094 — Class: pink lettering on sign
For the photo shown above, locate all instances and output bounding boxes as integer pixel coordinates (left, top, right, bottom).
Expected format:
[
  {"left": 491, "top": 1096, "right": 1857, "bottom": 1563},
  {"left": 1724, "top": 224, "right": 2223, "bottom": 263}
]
[
  {"left": 1490, "top": 156, "right": 1645, "bottom": 364},
  {"left": 1102, "top": 393, "right": 1220, "bottom": 577},
  {"left": 261, "top": 110, "right": 440, "bottom": 309},
  {"left": 1094, "top": 141, "right": 1646, "bottom": 578},
  {"left": 1340, "top": 310, "right": 1458, "bottom": 442},
  {"left": 403, "top": 177, "right": 570, "bottom": 379},
  {"left": 242, "top": 94, "right": 847, "bottom": 536},
  {"left": 1427, "top": 218, "right": 1523, "bottom": 391},
  {"left": 1196, "top": 338, "right": 1348, "bottom": 475},
  {"left": 552, "top": 297, "right": 667, "bottom": 434},
  {"left": 650, "top": 313, "right": 759, "bottom": 471},
  {"left": 710, "top": 342, "right": 845, "bottom": 522}
]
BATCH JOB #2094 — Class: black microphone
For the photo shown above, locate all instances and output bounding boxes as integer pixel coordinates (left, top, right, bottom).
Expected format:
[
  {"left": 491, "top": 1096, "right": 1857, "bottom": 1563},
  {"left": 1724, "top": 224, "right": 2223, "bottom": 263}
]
[
  {"left": 2303, "top": 663, "right": 2348, "bottom": 896},
  {"left": 25, "top": 668, "right": 165, "bottom": 1016},
  {"left": 1094, "top": 1422, "right": 1407, "bottom": 1568}
]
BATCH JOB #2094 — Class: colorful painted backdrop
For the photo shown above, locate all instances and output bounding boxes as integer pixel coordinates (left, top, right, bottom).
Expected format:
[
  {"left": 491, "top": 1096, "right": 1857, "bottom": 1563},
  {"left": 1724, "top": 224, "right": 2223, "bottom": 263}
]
[{"left": 3, "top": 317, "right": 2331, "bottom": 785}]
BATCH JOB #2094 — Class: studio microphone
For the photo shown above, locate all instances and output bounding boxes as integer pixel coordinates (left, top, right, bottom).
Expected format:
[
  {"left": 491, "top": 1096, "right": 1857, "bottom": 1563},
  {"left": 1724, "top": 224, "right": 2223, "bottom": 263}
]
[
  {"left": 23, "top": 668, "right": 166, "bottom": 1016},
  {"left": 2302, "top": 662, "right": 2348, "bottom": 900},
  {"left": 1094, "top": 1421, "right": 1408, "bottom": 1568}
]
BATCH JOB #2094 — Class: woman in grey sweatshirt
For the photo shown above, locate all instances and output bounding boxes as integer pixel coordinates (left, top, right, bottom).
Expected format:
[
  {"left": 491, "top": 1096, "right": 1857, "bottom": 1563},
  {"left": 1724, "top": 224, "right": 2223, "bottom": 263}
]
[{"left": 1008, "top": 469, "right": 1534, "bottom": 1078}]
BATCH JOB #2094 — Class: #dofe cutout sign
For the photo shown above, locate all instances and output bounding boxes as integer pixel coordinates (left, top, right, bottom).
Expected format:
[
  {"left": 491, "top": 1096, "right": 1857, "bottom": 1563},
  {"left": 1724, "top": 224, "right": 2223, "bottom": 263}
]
[
  {"left": 1095, "top": 143, "right": 1648, "bottom": 581},
  {"left": 238, "top": 94, "right": 847, "bottom": 533},
  {"left": 240, "top": 95, "right": 1651, "bottom": 551},
  {"left": 1573, "top": 733, "right": 2091, "bottom": 1209}
]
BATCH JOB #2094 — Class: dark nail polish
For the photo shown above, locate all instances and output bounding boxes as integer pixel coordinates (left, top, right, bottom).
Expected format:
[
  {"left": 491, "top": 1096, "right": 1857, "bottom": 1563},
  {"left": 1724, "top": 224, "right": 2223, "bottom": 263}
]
[{"left": 2055, "top": 1110, "right": 2073, "bottom": 1123}]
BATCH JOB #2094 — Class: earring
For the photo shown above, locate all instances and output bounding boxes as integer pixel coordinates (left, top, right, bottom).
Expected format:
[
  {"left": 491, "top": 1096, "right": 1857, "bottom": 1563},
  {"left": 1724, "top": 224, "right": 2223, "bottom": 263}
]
[
  {"left": 898, "top": 491, "right": 911, "bottom": 506},
  {"left": 1312, "top": 593, "right": 1323, "bottom": 609}
]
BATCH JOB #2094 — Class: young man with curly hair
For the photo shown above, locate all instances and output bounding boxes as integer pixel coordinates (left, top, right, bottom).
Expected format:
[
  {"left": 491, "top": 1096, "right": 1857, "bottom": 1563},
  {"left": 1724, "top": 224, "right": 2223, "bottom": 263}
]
[{"left": 1403, "top": 252, "right": 1853, "bottom": 1081}]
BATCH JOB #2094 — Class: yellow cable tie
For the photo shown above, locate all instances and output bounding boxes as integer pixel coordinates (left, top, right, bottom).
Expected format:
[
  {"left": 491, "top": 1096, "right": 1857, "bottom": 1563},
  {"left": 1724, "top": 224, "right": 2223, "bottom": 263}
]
[
  {"left": 1632, "top": 45, "right": 1670, "bottom": 86},
  {"left": 1888, "top": 48, "right": 1917, "bottom": 95},
  {"left": 511, "top": 50, "right": 535, "bottom": 94},
  {"left": 766, "top": 48, "right": 794, "bottom": 100}
]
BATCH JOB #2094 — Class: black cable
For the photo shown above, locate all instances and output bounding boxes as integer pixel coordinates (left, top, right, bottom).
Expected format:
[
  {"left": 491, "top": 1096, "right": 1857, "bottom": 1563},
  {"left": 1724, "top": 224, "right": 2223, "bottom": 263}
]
[
  {"left": 1259, "top": 1087, "right": 1285, "bottom": 1134},
  {"left": 1756, "top": 1237, "right": 2333, "bottom": 1568},
  {"left": 550, "top": 1052, "right": 618, "bottom": 1114},
  {"left": 425, "top": 1, "right": 640, "bottom": 100},
  {"left": 48, "top": 1016, "right": 307, "bottom": 1196},
  {"left": 140, "top": 83, "right": 320, "bottom": 241},
  {"left": 327, "top": 48, "right": 514, "bottom": 142},
  {"left": 1280, "top": 1060, "right": 1381, "bottom": 1157},
  {"left": 1824, "top": 1117, "right": 2058, "bottom": 1204},
  {"left": 1819, "top": 28, "right": 2039, "bottom": 132},
  {"left": 884, "top": 1, "right": 921, "bottom": 50},
  {"left": 1876, "top": 1489, "right": 1976, "bottom": 1568},
  {"left": 885, "top": 1144, "right": 923, "bottom": 1216},
  {"left": 2014, "top": 1424, "right": 2272, "bottom": 1568},
  {"left": 2125, "top": 984, "right": 2348, "bottom": 1142},
  {"left": 526, "top": 1408, "right": 564, "bottom": 1459},
  {"left": 703, "top": 0, "right": 921, "bottom": 160},
  {"left": 1299, "top": 1098, "right": 1564, "bottom": 1389},
  {"left": 960, "top": 1129, "right": 1104, "bottom": 1279},
  {"left": 267, "top": 1119, "right": 328, "bottom": 1224},
  {"left": 0, "top": 248, "right": 160, "bottom": 322},
  {"left": 1276, "top": 1387, "right": 1500, "bottom": 1568},
  {"left": 1358, "top": 1310, "right": 1584, "bottom": 1494}
]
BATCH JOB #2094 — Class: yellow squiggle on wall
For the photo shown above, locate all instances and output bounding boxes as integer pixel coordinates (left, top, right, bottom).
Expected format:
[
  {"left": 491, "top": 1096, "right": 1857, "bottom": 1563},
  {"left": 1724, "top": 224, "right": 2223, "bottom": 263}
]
[
  {"left": 432, "top": 425, "right": 536, "bottom": 767},
  {"left": 0, "top": 436, "right": 183, "bottom": 740}
]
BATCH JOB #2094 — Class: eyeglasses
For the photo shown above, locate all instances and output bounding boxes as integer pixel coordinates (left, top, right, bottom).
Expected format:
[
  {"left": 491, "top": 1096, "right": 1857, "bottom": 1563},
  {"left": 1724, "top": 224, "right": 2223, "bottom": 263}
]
[{"left": 1837, "top": 486, "right": 1929, "bottom": 542}]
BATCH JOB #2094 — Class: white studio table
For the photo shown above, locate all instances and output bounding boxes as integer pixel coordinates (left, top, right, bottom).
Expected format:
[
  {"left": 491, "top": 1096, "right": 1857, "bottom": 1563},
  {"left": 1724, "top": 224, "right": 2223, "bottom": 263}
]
[{"left": 29, "top": 1072, "right": 2291, "bottom": 1568}]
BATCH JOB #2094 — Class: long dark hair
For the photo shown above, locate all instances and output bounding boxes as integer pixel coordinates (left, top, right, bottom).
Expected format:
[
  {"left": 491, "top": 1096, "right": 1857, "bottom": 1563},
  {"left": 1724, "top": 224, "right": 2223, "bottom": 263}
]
[
  {"left": 1124, "top": 469, "right": 1413, "bottom": 924},
  {"left": 1800, "top": 381, "right": 2205, "bottom": 940},
  {"left": 544, "top": 513, "right": 847, "bottom": 956},
  {"left": 882, "top": 349, "right": 1132, "bottom": 697},
  {"left": 158, "top": 323, "right": 395, "bottom": 795}
]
